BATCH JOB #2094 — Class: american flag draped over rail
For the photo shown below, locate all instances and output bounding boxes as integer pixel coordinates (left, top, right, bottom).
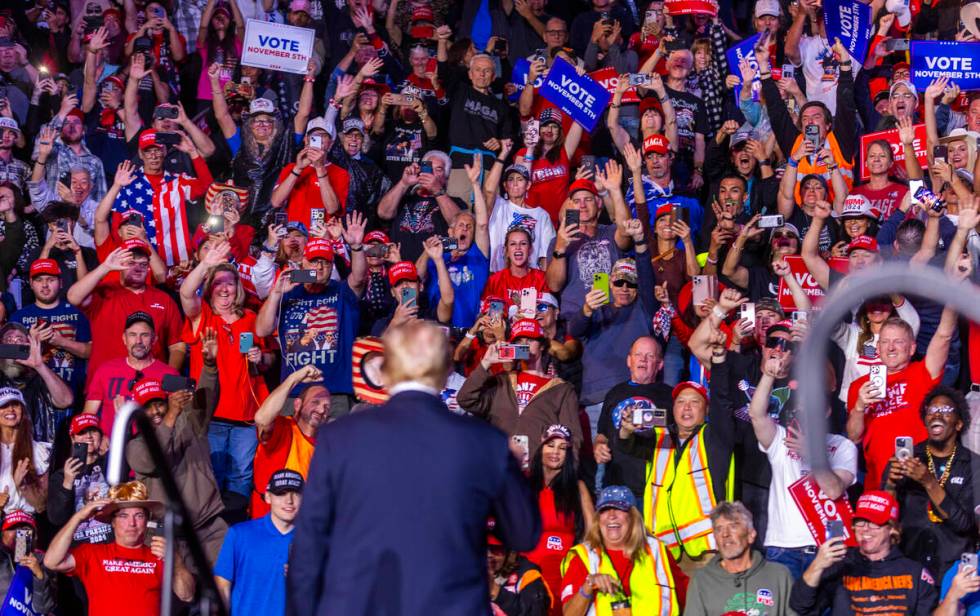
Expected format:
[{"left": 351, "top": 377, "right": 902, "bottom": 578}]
[{"left": 112, "top": 169, "right": 193, "bottom": 266}]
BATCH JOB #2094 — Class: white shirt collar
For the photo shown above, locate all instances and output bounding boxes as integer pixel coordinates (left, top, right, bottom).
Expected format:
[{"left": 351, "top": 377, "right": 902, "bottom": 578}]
[{"left": 388, "top": 381, "right": 440, "bottom": 397}]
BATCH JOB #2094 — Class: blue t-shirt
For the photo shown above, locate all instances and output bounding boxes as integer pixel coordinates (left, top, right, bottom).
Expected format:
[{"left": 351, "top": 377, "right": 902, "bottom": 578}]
[
  {"left": 625, "top": 176, "right": 704, "bottom": 244},
  {"left": 214, "top": 514, "right": 294, "bottom": 616},
  {"left": 428, "top": 243, "right": 490, "bottom": 329},
  {"left": 941, "top": 560, "right": 980, "bottom": 614},
  {"left": 11, "top": 301, "right": 91, "bottom": 394},
  {"left": 277, "top": 280, "right": 359, "bottom": 395}
]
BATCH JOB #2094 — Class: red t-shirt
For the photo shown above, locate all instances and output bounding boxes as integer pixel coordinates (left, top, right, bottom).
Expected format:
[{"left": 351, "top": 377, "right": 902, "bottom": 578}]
[
  {"left": 86, "top": 358, "right": 178, "bottom": 434},
  {"left": 83, "top": 284, "right": 183, "bottom": 386},
  {"left": 276, "top": 163, "right": 350, "bottom": 228},
  {"left": 251, "top": 416, "right": 315, "bottom": 517},
  {"left": 69, "top": 542, "right": 164, "bottom": 616},
  {"left": 181, "top": 304, "right": 268, "bottom": 423},
  {"left": 523, "top": 487, "right": 576, "bottom": 616},
  {"left": 847, "top": 360, "right": 937, "bottom": 488},
  {"left": 190, "top": 223, "right": 255, "bottom": 262},
  {"left": 482, "top": 268, "right": 549, "bottom": 312},
  {"left": 850, "top": 182, "right": 908, "bottom": 221},
  {"left": 516, "top": 147, "right": 571, "bottom": 227},
  {"left": 514, "top": 372, "right": 551, "bottom": 413}
]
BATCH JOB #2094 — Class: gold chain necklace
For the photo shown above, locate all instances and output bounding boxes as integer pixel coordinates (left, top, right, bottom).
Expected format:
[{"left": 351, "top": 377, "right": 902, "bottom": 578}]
[{"left": 926, "top": 443, "right": 957, "bottom": 523}]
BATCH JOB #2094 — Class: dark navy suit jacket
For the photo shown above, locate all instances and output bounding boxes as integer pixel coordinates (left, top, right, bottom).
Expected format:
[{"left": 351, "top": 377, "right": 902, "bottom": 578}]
[{"left": 286, "top": 389, "right": 541, "bottom": 616}]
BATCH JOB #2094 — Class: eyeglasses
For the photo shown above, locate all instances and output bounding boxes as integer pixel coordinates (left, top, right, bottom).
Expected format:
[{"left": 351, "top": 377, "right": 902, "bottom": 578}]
[
  {"left": 128, "top": 370, "right": 145, "bottom": 392},
  {"left": 545, "top": 29, "right": 567, "bottom": 35},
  {"left": 926, "top": 405, "right": 956, "bottom": 415},
  {"left": 536, "top": 303, "right": 553, "bottom": 312},
  {"left": 252, "top": 119, "right": 274, "bottom": 126},
  {"left": 764, "top": 337, "right": 796, "bottom": 353},
  {"left": 853, "top": 519, "right": 886, "bottom": 530},
  {"left": 612, "top": 279, "right": 637, "bottom": 289}
]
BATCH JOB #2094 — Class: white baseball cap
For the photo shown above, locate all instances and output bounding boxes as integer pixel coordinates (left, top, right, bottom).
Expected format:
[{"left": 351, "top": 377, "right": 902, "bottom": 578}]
[
  {"left": 249, "top": 97, "right": 276, "bottom": 116},
  {"left": 754, "top": 0, "right": 781, "bottom": 18},
  {"left": 305, "top": 116, "right": 336, "bottom": 140}
]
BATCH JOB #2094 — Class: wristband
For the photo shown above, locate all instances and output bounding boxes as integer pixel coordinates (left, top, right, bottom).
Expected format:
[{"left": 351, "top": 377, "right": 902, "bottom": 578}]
[
  {"left": 634, "top": 239, "right": 648, "bottom": 246},
  {"left": 464, "top": 332, "right": 476, "bottom": 340},
  {"left": 291, "top": 169, "right": 301, "bottom": 177},
  {"left": 350, "top": 245, "right": 363, "bottom": 252},
  {"left": 579, "top": 586, "right": 594, "bottom": 600},
  {"left": 495, "top": 158, "right": 506, "bottom": 165},
  {"left": 611, "top": 103, "right": 621, "bottom": 109},
  {"left": 261, "top": 245, "right": 277, "bottom": 254},
  {"left": 552, "top": 250, "right": 566, "bottom": 259},
  {"left": 758, "top": 159, "right": 772, "bottom": 166},
  {"left": 706, "top": 255, "right": 718, "bottom": 264},
  {"left": 712, "top": 305, "right": 728, "bottom": 320},
  {"left": 787, "top": 158, "right": 799, "bottom": 168}
]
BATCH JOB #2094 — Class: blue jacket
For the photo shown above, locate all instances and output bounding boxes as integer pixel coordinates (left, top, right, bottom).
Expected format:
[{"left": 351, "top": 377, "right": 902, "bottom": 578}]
[{"left": 286, "top": 390, "right": 541, "bottom": 616}]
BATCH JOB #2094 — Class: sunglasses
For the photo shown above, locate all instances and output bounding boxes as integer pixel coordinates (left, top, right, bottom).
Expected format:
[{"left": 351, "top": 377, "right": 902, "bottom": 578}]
[
  {"left": 536, "top": 303, "right": 553, "bottom": 312},
  {"left": 764, "top": 337, "right": 796, "bottom": 353},
  {"left": 128, "top": 370, "right": 145, "bottom": 392},
  {"left": 612, "top": 279, "right": 637, "bottom": 289}
]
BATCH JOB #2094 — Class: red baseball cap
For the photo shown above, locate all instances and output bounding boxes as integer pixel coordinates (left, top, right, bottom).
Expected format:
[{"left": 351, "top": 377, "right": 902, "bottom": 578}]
[
  {"left": 509, "top": 318, "right": 545, "bottom": 342},
  {"left": 69, "top": 413, "right": 102, "bottom": 436},
  {"left": 854, "top": 490, "right": 899, "bottom": 525},
  {"left": 364, "top": 231, "right": 390, "bottom": 244},
  {"left": 672, "top": 381, "right": 708, "bottom": 401},
  {"left": 639, "top": 96, "right": 664, "bottom": 118},
  {"left": 892, "top": 61, "right": 911, "bottom": 73},
  {"left": 643, "top": 133, "right": 670, "bottom": 155},
  {"left": 568, "top": 179, "right": 598, "bottom": 199},
  {"left": 654, "top": 204, "right": 673, "bottom": 220},
  {"left": 132, "top": 380, "right": 167, "bottom": 406},
  {"left": 138, "top": 129, "right": 160, "bottom": 151},
  {"left": 29, "top": 258, "right": 61, "bottom": 278},
  {"left": 2, "top": 510, "right": 35, "bottom": 532},
  {"left": 388, "top": 261, "right": 419, "bottom": 286},
  {"left": 847, "top": 235, "right": 879, "bottom": 255},
  {"left": 303, "top": 239, "right": 335, "bottom": 262},
  {"left": 122, "top": 238, "right": 152, "bottom": 256}
]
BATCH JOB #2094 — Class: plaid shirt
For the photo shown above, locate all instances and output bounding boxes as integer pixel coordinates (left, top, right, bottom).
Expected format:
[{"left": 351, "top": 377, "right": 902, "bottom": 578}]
[
  {"left": 173, "top": 0, "right": 209, "bottom": 54},
  {"left": 31, "top": 118, "right": 108, "bottom": 204},
  {"left": 0, "top": 154, "right": 30, "bottom": 192}
]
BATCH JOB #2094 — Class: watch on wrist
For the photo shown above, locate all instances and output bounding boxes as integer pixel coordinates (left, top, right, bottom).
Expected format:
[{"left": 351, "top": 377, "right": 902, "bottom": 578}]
[{"left": 552, "top": 250, "right": 566, "bottom": 259}]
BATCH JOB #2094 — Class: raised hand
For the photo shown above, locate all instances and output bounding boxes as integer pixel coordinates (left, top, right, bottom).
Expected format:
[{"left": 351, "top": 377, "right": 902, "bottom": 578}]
[
  {"left": 343, "top": 211, "right": 367, "bottom": 247},
  {"left": 200, "top": 327, "right": 218, "bottom": 365},
  {"left": 464, "top": 153, "right": 482, "bottom": 185}
]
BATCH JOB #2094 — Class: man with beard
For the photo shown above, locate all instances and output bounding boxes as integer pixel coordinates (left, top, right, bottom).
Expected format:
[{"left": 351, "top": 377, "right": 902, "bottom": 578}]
[
  {"left": 32, "top": 103, "right": 107, "bottom": 204},
  {"left": 82, "top": 311, "right": 179, "bottom": 434},
  {"left": 883, "top": 386, "right": 976, "bottom": 576},
  {"left": 11, "top": 259, "right": 92, "bottom": 399},
  {"left": 67, "top": 240, "right": 184, "bottom": 381},
  {"left": 251, "top": 366, "right": 328, "bottom": 518},
  {"left": 0, "top": 322, "right": 73, "bottom": 444},
  {"left": 685, "top": 502, "right": 795, "bottom": 615},
  {"left": 0, "top": 118, "right": 28, "bottom": 190}
]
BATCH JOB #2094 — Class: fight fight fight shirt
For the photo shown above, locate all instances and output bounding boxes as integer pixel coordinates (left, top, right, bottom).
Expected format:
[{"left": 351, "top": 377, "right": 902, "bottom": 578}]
[
  {"left": 68, "top": 542, "right": 164, "bottom": 616},
  {"left": 847, "top": 360, "right": 938, "bottom": 489},
  {"left": 11, "top": 301, "right": 91, "bottom": 394},
  {"left": 276, "top": 281, "right": 359, "bottom": 396}
]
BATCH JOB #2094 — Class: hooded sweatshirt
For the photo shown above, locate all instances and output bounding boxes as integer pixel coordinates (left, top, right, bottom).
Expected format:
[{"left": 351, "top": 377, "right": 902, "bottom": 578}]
[
  {"left": 684, "top": 550, "right": 796, "bottom": 616},
  {"left": 790, "top": 546, "right": 938, "bottom": 615}
]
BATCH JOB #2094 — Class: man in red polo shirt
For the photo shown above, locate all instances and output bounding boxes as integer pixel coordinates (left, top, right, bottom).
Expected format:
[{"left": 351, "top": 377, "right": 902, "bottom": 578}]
[
  {"left": 251, "top": 365, "right": 328, "bottom": 518},
  {"left": 66, "top": 239, "right": 183, "bottom": 384},
  {"left": 847, "top": 307, "right": 957, "bottom": 489}
]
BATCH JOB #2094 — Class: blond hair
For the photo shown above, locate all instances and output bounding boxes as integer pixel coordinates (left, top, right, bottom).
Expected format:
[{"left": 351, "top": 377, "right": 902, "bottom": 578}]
[
  {"left": 381, "top": 321, "right": 450, "bottom": 390},
  {"left": 583, "top": 507, "right": 649, "bottom": 564}
]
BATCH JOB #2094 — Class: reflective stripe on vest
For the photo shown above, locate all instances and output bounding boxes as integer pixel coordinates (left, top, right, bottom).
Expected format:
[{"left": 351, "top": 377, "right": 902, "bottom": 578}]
[
  {"left": 559, "top": 538, "right": 679, "bottom": 616},
  {"left": 792, "top": 130, "right": 854, "bottom": 202},
  {"left": 643, "top": 426, "right": 718, "bottom": 558},
  {"left": 516, "top": 569, "right": 553, "bottom": 611}
]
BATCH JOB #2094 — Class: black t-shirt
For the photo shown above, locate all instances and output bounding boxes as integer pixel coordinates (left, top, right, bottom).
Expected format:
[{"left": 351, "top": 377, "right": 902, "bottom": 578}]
[
  {"left": 377, "top": 121, "right": 428, "bottom": 184},
  {"left": 664, "top": 86, "right": 708, "bottom": 157},
  {"left": 746, "top": 265, "right": 780, "bottom": 302},
  {"left": 600, "top": 381, "right": 674, "bottom": 502},
  {"left": 787, "top": 206, "right": 841, "bottom": 254},
  {"left": 387, "top": 192, "right": 465, "bottom": 263}
]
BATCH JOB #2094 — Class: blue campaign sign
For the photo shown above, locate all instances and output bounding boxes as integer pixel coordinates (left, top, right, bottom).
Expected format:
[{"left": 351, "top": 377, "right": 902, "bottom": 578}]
[
  {"left": 538, "top": 58, "right": 611, "bottom": 132},
  {"left": 823, "top": 0, "right": 874, "bottom": 64},
  {"left": 1, "top": 567, "right": 40, "bottom": 616},
  {"left": 911, "top": 41, "right": 980, "bottom": 92},
  {"left": 725, "top": 33, "right": 761, "bottom": 102},
  {"left": 509, "top": 58, "right": 545, "bottom": 102}
]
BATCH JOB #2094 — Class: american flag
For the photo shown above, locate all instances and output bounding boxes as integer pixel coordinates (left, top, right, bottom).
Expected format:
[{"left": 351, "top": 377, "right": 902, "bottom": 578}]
[
  {"left": 112, "top": 169, "right": 193, "bottom": 266},
  {"left": 303, "top": 305, "right": 338, "bottom": 334}
]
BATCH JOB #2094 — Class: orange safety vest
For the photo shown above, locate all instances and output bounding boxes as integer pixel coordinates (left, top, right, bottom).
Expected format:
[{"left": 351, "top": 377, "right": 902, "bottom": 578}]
[
  {"left": 643, "top": 425, "right": 733, "bottom": 560},
  {"left": 792, "top": 130, "right": 854, "bottom": 202},
  {"left": 559, "top": 537, "right": 679, "bottom": 616}
]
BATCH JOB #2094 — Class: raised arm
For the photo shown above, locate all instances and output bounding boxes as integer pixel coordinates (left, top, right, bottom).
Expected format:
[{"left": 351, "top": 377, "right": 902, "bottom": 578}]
[
  {"left": 67, "top": 247, "right": 131, "bottom": 306},
  {"left": 749, "top": 365, "right": 779, "bottom": 449},
  {"left": 801, "top": 201, "right": 833, "bottom": 289},
  {"left": 254, "top": 365, "right": 322, "bottom": 436},
  {"left": 467, "top": 155, "right": 491, "bottom": 258},
  {"left": 179, "top": 241, "right": 231, "bottom": 321},
  {"left": 207, "top": 63, "right": 238, "bottom": 139},
  {"left": 123, "top": 54, "right": 150, "bottom": 140},
  {"left": 721, "top": 214, "right": 763, "bottom": 289}
]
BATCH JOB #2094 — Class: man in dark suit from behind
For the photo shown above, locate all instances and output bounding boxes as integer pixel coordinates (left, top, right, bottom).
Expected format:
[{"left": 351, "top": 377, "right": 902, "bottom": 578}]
[{"left": 287, "top": 320, "right": 541, "bottom": 615}]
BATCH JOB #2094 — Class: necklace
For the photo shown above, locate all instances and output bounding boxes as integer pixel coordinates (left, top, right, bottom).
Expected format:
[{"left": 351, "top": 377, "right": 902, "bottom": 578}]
[{"left": 926, "top": 443, "right": 957, "bottom": 523}]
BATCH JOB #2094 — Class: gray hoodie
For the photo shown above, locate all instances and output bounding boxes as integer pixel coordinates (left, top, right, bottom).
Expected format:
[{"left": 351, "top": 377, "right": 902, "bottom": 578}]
[{"left": 684, "top": 550, "right": 797, "bottom": 616}]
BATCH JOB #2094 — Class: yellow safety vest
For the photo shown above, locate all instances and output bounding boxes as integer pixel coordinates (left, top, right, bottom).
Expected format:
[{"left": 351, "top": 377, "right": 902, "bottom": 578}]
[
  {"left": 643, "top": 425, "right": 733, "bottom": 560},
  {"left": 559, "top": 537, "right": 679, "bottom": 616},
  {"left": 792, "top": 130, "right": 854, "bottom": 203}
]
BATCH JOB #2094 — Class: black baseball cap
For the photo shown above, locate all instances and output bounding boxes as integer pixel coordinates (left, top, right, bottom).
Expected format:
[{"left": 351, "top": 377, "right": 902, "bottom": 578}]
[
  {"left": 267, "top": 469, "right": 304, "bottom": 495},
  {"left": 125, "top": 311, "right": 155, "bottom": 330}
]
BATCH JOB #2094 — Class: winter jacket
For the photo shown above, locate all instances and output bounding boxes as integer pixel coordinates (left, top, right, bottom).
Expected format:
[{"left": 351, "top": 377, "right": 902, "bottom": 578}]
[
  {"left": 685, "top": 550, "right": 796, "bottom": 616},
  {"left": 457, "top": 366, "right": 582, "bottom": 458}
]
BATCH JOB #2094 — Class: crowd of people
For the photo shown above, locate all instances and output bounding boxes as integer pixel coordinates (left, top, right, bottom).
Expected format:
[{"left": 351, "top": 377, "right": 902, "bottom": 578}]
[{"left": 3, "top": 0, "right": 980, "bottom": 612}]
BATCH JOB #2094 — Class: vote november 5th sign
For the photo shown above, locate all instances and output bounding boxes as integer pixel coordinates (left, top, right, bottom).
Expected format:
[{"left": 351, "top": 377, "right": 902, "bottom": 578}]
[
  {"left": 911, "top": 41, "right": 980, "bottom": 91},
  {"left": 242, "top": 19, "right": 315, "bottom": 75},
  {"left": 539, "top": 58, "right": 610, "bottom": 132}
]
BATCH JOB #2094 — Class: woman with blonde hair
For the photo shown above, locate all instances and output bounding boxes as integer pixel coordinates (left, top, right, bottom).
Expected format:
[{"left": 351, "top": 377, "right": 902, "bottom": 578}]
[
  {"left": 179, "top": 239, "right": 269, "bottom": 506},
  {"left": 559, "top": 486, "right": 687, "bottom": 615}
]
